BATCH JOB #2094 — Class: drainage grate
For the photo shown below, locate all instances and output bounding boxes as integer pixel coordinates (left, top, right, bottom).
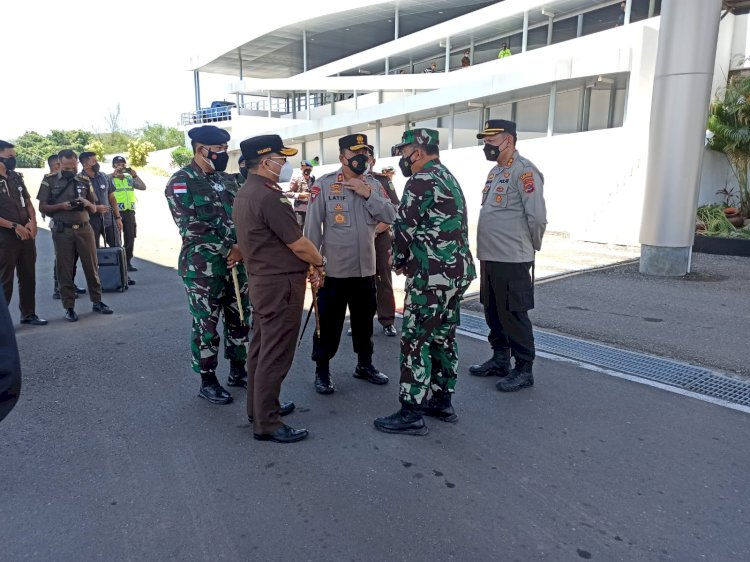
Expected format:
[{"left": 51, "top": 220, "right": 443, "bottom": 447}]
[{"left": 458, "top": 313, "right": 750, "bottom": 408}]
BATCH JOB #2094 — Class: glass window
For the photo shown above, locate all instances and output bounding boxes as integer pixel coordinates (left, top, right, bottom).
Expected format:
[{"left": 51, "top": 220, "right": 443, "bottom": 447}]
[
  {"left": 554, "top": 89, "right": 581, "bottom": 134},
  {"left": 516, "top": 95, "right": 550, "bottom": 133},
  {"left": 552, "top": 16, "right": 578, "bottom": 44}
]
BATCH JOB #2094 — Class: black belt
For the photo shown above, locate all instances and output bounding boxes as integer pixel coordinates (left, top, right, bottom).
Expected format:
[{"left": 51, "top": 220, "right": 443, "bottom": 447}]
[{"left": 60, "top": 221, "right": 89, "bottom": 230}]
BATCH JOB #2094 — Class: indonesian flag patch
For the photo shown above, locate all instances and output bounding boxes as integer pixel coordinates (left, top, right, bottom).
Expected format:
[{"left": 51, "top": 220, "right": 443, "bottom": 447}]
[{"left": 172, "top": 182, "right": 187, "bottom": 195}]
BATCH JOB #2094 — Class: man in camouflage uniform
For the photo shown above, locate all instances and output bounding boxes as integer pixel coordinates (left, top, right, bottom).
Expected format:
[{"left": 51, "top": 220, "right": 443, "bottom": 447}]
[
  {"left": 469, "top": 120, "right": 546, "bottom": 392},
  {"left": 374, "top": 129, "right": 475, "bottom": 436},
  {"left": 165, "top": 125, "right": 250, "bottom": 405}
]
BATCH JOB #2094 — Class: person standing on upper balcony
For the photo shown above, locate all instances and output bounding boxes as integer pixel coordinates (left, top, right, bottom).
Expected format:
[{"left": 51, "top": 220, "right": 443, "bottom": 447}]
[
  {"left": 461, "top": 50, "right": 471, "bottom": 68},
  {"left": 498, "top": 43, "right": 511, "bottom": 58}
]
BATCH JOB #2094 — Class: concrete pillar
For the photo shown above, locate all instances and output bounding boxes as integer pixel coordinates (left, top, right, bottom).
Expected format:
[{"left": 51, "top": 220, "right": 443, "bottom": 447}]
[
  {"left": 648, "top": 0, "right": 656, "bottom": 18},
  {"left": 546, "top": 16, "right": 554, "bottom": 46},
  {"left": 238, "top": 49, "right": 245, "bottom": 107},
  {"left": 522, "top": 11, "right": 528, "bottom": 53},
  {"left": 577, "top": 14, "right": 583, "bottom": 37},
  {"left": 319, "top": 134, "right": 324, "bottom": 165},
  {"left": 193, "top": 71, "right": 201, "bottom": 112},
  {"left": 547, "top": 84, "right": 557, "bottom": 136},
  {"left": 445, "top": 36, "right": 451, "bottom": 72},
  {"left": 267, "top": 92, "right": 272, "bottom": 118},
  {"left": 448, "top": 104, "right": 455, "bottom": 150},
  {"left": 624, "top": 0, "right": 632, "bottom": 25},
  {"left": 639, "top": 0, "right": 722, "bottom": 276}
]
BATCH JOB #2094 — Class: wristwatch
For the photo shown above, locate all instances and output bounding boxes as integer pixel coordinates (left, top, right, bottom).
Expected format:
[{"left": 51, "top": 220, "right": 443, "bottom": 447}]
[
  {"left": 316, "top": 256, "right": 327, "bottom": 268},
  {"left": 10, "top": 222, "right": 17, "bottom": 230}
]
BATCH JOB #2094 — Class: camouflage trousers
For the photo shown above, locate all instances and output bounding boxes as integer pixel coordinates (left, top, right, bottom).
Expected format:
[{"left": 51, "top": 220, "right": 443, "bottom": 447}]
[
  {"left": 182, "top": 269, "right": 251, "bottom": 376},
  {"left": 399, "top": 282, "right": 466, "bottom": 406}
]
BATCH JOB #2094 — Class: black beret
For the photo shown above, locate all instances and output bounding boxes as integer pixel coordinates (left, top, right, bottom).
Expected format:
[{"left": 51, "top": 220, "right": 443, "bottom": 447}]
[
  {"left": 477, "top": 119, "right": 517, "bottom": 139},
  {"left": 339, "top": 133, "right": 369, "bottom": 151},
  {"left": 188, "top": 125, "right": 231, "bottom": 145},
  {"left": 240, "top": 134, "right": 298, "bottom": 160}
]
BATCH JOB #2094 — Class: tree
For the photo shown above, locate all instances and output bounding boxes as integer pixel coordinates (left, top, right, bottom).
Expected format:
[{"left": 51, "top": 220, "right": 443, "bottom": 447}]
[
  {"left": 13, "top": 131, "right": 55, "bottom": 167},
  {"left": 707, "top": 75, "right": 750, "bottom": 216},
  {"left": 127, "top": 140, "right": 156, "bottom": 167},
  {"left": 138, "top": 123, "right": 184, "bottom": 150},
  {"left": 85, "top": 139, "right": 105, "bottom": 161}
]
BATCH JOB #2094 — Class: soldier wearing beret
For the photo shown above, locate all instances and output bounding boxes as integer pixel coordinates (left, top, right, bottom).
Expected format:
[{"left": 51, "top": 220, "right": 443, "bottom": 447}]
[
  {"left": 165, "top": 125, "right": 250, "bottom": 405},
  {"left": 235, "top": 155, "right": 247, "bottom": 186},
  {"left": 303, "top": 133, "right": 396, "bottom": 395},
  {"left": 374, "top": 129, "right": 475, "bottom": 436},
  {"left": 469, "top": 119, "right": 547, "bottom": 392},
  {"left": 233, "top": 134, "right": 325, "bottom": 443},
  {"left": 366, "top": 146, "right": 400, "bottom": 337}
]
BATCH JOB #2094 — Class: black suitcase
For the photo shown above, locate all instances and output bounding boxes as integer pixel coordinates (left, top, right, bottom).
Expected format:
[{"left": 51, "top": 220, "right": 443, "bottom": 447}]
[{"left": 97, "top": 211, "right": 128, "bottom": 292}]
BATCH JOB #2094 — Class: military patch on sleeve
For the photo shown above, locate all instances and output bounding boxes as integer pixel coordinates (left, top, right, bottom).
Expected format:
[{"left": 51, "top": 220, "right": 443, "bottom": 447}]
[
  {"left": 172, "top": 182, "right": 187, "bottom": 195},
  {"left": 310, "top": 185, "right": 321, "bottom": 201},
  {"left": 520, "top": 172, "right": 535, "bottom": 194}
]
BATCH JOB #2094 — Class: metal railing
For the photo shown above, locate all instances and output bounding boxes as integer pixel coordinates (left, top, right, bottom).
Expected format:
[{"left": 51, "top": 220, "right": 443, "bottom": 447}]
[{"left": 181, "top": 103, "right": 236, "bottom": 126}]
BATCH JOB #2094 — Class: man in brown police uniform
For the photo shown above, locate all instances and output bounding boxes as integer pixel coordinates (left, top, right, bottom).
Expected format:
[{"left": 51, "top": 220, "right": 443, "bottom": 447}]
[
  {"left": 233, "top": 134, "right": 326, "bottom": 444},
  {"left": 366, "top": 149, "right": 400, "bottom": 337},
  {"left": 38, "top": 149, "right": 113, "bottom": 322},
  {"left": 0, "top": 140, "right": 47, "bottom": 325}
]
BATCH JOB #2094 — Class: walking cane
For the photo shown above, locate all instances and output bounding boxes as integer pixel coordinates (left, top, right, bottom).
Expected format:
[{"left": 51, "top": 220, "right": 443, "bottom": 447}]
[
  {"left": 231, "top": 266, "right": 245, "bottom": 324},
  {"left": 298, "top": 265, "right": 321, "bottom": 347}
]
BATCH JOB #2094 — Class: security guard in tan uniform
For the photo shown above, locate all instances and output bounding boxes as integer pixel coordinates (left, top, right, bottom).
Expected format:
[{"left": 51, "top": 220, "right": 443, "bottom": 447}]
[
  {"left": 303, "top": 133, "right": 396, "bottom": 394},
  {"left": 470, "top": 120, "right": 546, "bottom": 392}
]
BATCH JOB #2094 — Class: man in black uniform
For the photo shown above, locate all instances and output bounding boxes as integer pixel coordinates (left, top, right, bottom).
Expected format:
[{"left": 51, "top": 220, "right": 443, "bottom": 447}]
[
  {"left": 80, "top": 151, "right": 122, "bottom": 248},
  {"left": 38, "top": 149, "right": 113, "bottom": 322},
  {"left": 0, "top": 140, "right": 47, "bottom": 325},
  {"left": 0, "top": 291, "right": 22, "bottom": 423},
  {"left": 233, "top": 134, "right": 325, "bottom": 443}
]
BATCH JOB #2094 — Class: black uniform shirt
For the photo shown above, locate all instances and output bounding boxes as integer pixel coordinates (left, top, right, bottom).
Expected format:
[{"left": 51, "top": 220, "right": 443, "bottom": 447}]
[{"left": 37, "top": 172, "right": 97, "bottom": 224}]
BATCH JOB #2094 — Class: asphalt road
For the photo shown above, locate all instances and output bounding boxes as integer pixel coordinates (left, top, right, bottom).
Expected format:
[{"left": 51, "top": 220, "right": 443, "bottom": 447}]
[{"left": 1, "top": 233, "right": 749, "bottom": 561}]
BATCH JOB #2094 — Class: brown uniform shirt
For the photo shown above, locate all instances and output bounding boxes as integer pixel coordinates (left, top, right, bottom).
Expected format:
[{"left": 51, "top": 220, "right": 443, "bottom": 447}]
[
  {"left": 0, "top": 171, "right": 30, "bottom": 225},
  {"left": 37, "top": 172, "right": 97, "bottom": 224},
  {"left": 232, "top": 173, "right": 307, "bottom": 276}
]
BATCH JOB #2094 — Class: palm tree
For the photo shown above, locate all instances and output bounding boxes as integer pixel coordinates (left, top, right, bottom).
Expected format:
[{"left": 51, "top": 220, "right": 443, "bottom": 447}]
[{"left": 707, "top": 74, "right": 750, "bottom": 216}]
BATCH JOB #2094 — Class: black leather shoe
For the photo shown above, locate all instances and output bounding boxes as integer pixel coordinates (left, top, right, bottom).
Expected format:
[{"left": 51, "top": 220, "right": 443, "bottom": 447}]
[
  {"left": 75, "top": 285, "right": 87, "bottom": 294},
  {"left": 383, "top": 324, "right": 398, "bottom": 337},
  {"left": 248, "top": 401, "right": 295, "bottom": 423},
  {"left": 496, "top": 364, "right": 534, "bottom": 392},
  {"left": 53, "top": 291, "right": 61, "bottom": 300},
  {"left": 469, "top": 349, "right": 511, "bottom": 377},
  {"left": 127, "top": 278, "right": 136, "bottom": 286},
  {"left": 64, "top": 308, "right": 78, "bottom": 322},
  {"left": 198, "top": 382, "right": 233, "bottom": 404},
  {"left": 314, "top": 370, "right": 335, "bottom": 394},
  {"left": 127, "top": 264, "right": 138, "bottom": 272},
  {"left": 92, "top": 302, "right": 113, "bottom": 314},
  {"left": 354, "top": 364, "right": 389, "bottom": 385},
  {"left": 254, "top": 424, "right": 308, "bottom": 443},
  {"left": 422, "top": 392, "right": 458, "bottom": 423},
  {"left": 21, "top": 314, "right": 48, "bottom": 326},
  {"left": 374, "top": 404, "right": 428, "bottom": 435},
  {"left": 227, "top": 365, "right": 247, "bottom": 388}
]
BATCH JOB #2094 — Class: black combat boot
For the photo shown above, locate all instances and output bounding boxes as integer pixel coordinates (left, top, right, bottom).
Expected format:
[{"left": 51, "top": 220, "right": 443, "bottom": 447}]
[
  {"left": 496, "top": 360, "right": 534, "bottom": 392},
  {"left": 469, "top": 349, "right": 510, "bottom": 377},
  {"left": 373, "top": 402, "right": 428, "bottom": 435},
  {"left": 314, "top": 365, "right": 335, "bottom": 395},
  {"left": 422, "top": 391, "right": 458, "bottom": 423},
  {"left": 199, "top": 373, "right": 233, "bottom": 404},
  {"left": 227, "top": 362, "right": 247, "bottom": 388}
]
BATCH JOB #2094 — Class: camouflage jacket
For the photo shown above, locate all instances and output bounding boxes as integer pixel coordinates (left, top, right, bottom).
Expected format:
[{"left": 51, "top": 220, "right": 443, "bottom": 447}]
[
  {"left": 393, "top": 159, "right": 476, "bottom": 290},
  {"left": 165, "top": 160, "right": 241, "bottom": 278}
]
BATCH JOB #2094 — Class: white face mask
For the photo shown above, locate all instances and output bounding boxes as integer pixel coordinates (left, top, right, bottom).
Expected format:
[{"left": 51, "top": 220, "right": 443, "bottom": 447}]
[{"left": 267, "top": 159, "right": 294, "bottom": 183}]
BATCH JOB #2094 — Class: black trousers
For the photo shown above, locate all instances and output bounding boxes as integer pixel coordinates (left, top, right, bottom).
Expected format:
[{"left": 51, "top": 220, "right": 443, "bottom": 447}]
[
  {"left": 480, "top": 261, "right": 535, "bottom": 364},
  {"left": 90, "top": 214, "right": 119, "bottom": 248},
  {"left": 312, "top": 275, "right": 376, "bottom": 367},
  {"left": 121, "top": 210, "right": 136, "bottom": 264}
]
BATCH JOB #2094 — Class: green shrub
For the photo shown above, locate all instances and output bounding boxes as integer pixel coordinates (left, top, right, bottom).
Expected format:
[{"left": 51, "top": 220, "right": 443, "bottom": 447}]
[
  {"left": 127, "top": 140, "right": 156, "bottom": 167},
  {"left": 170, "top": 146, "right": 193, "bottom": 168},
  {"left": 85, "top": 139, "right": 105, "bottom": 161}
]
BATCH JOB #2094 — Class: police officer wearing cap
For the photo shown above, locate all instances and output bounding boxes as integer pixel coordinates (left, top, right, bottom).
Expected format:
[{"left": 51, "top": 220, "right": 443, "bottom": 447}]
[
  {"left": 165, "top": 125, "right": 250, "bottom": 405},
  {"left": 470, "top": 120, "right": 547, "bottom": 392},
  {"left": 233, "top": 134, "right": 326, "bottom": 444},
  {"left": 303, "top": 133, "right": 396, "bottom": 395},
  {"left": 288, "top": 160, "right": 315, "bottom": 228},
  {"left": 366, "top": 146, "right": 400, "bottom": 337}
]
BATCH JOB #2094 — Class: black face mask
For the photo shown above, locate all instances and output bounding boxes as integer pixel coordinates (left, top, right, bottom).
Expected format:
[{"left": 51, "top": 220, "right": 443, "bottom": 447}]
[
  {"left": 61, "top": 170, "right": 77, "bottom": 180},
  {"left": 91, "top": 163, "right": 101, "bottom": 174},
  {"left": 0, "top": 156, "right": 17, "bottom": 171},
  {"left": 483, "top": 143, "right": 500, "bottom": 162},
  {"left": 398, "top": 151, "right": 416, "bottom": 177},
  {"left": 239, "top": 167, "right": 248, "bottom": 179},
  {"left": 204, "top": 148, "right": 229, "bottom": 172},
  {"left": 346, "top": 154, "right": 369, "bottom": 175}
]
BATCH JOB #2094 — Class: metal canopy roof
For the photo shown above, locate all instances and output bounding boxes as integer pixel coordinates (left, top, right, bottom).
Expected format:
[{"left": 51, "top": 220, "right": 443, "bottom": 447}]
[{"left": 195, "top": 1, "right": 635, "bottom": 80}]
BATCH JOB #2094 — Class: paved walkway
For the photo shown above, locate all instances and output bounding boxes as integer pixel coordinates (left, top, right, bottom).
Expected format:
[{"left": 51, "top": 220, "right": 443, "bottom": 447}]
[{"left": 2, "top": 222, "right": 749, "bottom": 560}]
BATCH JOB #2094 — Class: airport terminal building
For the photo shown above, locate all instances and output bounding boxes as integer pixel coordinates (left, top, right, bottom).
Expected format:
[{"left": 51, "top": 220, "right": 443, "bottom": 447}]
[{"left": 182, "top": 0, "right": 749, "bottom": 247}]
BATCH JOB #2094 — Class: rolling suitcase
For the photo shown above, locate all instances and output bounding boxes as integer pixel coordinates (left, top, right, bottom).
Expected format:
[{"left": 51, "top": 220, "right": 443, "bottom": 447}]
[{"left": 97, "top": 210, "right": 128, "bottom": 293}]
